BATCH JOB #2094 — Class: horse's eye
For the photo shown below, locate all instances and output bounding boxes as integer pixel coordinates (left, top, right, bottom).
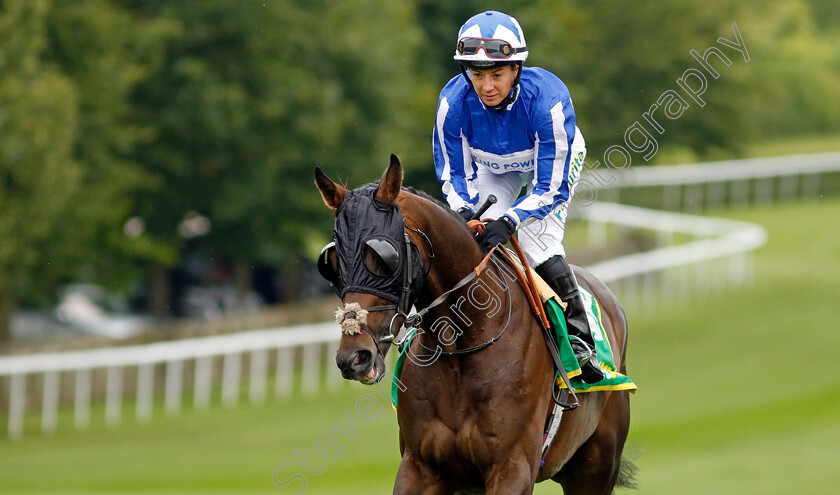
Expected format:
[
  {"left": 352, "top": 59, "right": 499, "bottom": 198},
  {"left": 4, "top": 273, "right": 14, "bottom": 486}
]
[
  {"left": 317, "top": 242, "right": 338, "bottom": 283},
  {"left": 364, "top": 238, "right": 400, "bottom": 275}
]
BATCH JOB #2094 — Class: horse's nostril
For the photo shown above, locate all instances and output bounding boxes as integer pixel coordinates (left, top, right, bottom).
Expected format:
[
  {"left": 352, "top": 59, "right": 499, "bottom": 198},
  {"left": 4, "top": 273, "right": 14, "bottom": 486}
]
[
  {"left": 354, "top": 350, "right": 372, "bottom": 369},
  {"left": 336, "top": 349, "right": 373, "bottom": 376}
]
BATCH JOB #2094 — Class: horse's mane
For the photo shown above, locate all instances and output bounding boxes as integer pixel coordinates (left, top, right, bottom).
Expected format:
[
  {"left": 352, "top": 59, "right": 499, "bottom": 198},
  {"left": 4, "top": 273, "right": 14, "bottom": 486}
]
[
  {"left": 401, "top": 186, "right": 467, "bottom": 226},
  {"left": 361, "top": 180, "right": 468, "bottom": 227}
]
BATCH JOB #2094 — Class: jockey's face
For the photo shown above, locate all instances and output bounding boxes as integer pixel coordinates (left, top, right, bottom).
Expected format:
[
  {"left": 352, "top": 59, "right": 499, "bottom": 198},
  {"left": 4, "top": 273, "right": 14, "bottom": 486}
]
[{"left": 469, "top": 65, "right": 518, "bottom": 107}]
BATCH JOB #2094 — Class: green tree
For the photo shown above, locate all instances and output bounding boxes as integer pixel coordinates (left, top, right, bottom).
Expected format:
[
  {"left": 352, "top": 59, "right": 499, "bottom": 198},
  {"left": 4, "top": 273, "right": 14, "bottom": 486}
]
[
  {"left": 0, "top": 0, "right": 80, "bottom": 342},
  {"left": 0, "top": 0, "right": 168, "bottom": 342},
  {"left": 32, "top": 0, "right": 169, "bottom": 294},
  {"left": 742, "top": 0, "right": 840, "bottom": 137},
  {"left": 124, "top": 0, "right": 430, "bottom": 308},
  {"left": 515, "top": 1, "right": 753, "bottom": 160}
]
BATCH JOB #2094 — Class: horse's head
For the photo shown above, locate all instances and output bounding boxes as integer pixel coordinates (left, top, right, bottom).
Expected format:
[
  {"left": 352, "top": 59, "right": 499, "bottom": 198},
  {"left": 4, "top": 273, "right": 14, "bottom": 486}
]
[{"left": 314, "top": 155, "right": 426, "bottom": 384}]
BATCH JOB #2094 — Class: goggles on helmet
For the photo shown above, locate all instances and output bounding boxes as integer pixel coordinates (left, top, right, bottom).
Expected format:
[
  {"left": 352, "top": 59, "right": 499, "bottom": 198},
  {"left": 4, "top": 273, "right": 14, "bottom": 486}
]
[{"left": 457, "top": 37, "right": 527, "bottom": 59}]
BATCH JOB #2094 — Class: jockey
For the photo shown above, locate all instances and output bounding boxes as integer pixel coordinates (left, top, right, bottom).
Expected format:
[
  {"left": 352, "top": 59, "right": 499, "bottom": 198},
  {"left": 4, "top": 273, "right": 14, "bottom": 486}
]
[{"left": 433, "top": 10, "right": 603, "bottom": 383}]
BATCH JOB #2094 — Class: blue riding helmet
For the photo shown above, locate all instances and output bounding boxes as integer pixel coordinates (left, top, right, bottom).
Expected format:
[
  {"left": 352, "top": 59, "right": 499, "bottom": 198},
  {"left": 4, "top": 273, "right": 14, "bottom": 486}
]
[
  {"left": 454, "top": 11, "right": 528, "bottom": 110},
  {"left": 454, "top": 10, "right": 528, "bottom": 70}
]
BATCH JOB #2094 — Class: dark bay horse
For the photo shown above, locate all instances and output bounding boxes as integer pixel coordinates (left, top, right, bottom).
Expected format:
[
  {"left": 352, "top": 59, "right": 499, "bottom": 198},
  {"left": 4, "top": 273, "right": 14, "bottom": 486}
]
[{"left": 315, "top": 155, "right": 632, "bottom": 494}]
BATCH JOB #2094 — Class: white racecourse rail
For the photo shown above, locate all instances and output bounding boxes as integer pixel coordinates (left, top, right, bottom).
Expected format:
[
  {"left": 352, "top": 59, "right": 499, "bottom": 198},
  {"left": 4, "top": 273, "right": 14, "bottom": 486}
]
[
  {"left": 1, "top": 323, "right": 341, "bottom": 440},
  {"left": 6, "top": 151, "right": 840, "bottom": 440},
  {"left": 0, "top": 203, "right": 765, "bottom": 441},
  {"left": 592, "top": 151, "right": 840, "bottom": 210}
]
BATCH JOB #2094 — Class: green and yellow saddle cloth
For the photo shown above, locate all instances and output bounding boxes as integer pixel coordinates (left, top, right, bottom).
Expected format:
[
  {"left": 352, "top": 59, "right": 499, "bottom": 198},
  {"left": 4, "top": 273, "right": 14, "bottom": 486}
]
[
  {"left": 544, "top": 286, "right": 636, "bottom": 393},
  {"left": 390, "top": 268, "right": 637, "bottom": 407}
]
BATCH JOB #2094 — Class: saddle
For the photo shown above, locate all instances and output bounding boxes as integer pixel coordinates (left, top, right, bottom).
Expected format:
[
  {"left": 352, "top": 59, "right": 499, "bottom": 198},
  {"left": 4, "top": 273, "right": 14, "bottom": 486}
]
[{"left": 465, "top": 224, "right": 637, "bottom": 465}]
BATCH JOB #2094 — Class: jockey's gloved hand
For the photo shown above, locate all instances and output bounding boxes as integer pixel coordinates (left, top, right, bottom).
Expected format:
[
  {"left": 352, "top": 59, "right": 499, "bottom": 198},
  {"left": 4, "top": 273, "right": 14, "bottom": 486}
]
[
  {"left": 457, "top": 206, "right": 474, "bottom": 223},
  {"left": 478, "top": 216, "right": 516, "bottom": 250}
]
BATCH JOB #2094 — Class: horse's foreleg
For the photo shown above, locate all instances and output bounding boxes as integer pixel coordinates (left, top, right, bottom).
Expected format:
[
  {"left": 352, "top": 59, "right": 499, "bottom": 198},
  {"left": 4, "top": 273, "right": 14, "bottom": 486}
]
[
  {"left": 483, "top": 453, "right": 538, "bottom": 495},
  {"left": 393, "top": 454, "right": 447, "bottom": 495}
]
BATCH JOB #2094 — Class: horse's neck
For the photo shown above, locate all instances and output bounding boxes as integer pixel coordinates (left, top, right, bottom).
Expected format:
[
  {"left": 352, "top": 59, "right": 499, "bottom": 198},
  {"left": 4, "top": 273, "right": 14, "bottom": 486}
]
[
  {"left": 407, "top": 202, "right": 484, "bottom": 301},
  {"left": 405, "top": 197, "right": 515, "bottom": 349}
]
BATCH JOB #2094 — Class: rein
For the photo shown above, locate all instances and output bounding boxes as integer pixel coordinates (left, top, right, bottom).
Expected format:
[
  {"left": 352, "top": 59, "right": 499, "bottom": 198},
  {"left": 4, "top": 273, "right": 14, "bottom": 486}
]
[
  {"left": 401, "top": 220, "right": 545, "bottom": 356},
  {"left": 403, "top": 219, "right": 578, "bottom": 409},
  {"left": 402, "top": 247, "right": 512, "bottom": 358},
  {"left": 335, "top": 215, "right": 578, "bottom": 409}
]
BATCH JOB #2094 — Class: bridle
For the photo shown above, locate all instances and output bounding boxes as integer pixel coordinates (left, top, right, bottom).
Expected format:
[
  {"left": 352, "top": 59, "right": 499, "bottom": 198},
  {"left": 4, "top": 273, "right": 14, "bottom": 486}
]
[
  {"left": 335, "top": 223, "right": 433, "bottom": 360},
  {"left": 346, "top": 226, "right": 514, "bottom": 364},
  {"left": 332, "top": 194, "right": 515, "bottom": 365},
  {"left": 334, "top": 213, "right": 579, "bottom": 409}
]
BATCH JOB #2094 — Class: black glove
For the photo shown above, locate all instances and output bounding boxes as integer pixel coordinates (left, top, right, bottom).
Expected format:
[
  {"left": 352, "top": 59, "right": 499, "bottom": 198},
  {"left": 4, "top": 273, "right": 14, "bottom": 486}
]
[
  {"left": 477, "top": 216, "right": 516, "bottom": 250},
  {"left": 456, "top": 207, "right": 474, "bottom": 223}
]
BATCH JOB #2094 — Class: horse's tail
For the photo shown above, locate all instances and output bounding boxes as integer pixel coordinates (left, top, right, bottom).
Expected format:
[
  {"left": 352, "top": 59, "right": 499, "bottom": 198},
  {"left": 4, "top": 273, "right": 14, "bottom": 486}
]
[{"left": 614, "top": 455, "right": 639, "bottom": 490}]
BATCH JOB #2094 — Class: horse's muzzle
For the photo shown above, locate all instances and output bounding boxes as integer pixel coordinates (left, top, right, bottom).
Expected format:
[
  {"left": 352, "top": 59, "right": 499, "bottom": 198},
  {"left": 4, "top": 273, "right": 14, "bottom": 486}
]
[{"left": 336, "top": 348, "right": 383, "bottom": 384}]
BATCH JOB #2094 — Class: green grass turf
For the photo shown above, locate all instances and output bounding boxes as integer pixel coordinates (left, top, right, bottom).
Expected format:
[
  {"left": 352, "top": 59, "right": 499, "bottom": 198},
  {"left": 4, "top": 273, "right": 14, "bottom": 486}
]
[
  {"left": 586, "top": 196, "right": 840, "bottom": 495},
  {"left": 3, "top": 197, "right": 840, "bottom": 494},
  {"left": 1, "top": 380, "right": 401, "bottom": 495}
]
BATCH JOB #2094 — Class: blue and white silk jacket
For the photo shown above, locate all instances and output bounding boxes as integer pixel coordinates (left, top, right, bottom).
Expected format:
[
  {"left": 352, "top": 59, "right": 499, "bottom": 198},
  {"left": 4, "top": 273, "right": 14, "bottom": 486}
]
[{"left": 433, "top": 66, "right": 586, "bottom": 226}]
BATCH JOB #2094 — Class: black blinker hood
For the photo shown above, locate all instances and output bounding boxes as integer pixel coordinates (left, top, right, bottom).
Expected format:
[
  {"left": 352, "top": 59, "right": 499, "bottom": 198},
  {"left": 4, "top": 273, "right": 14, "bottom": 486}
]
[{"left": 333, "top": 183, "right": 424, "bottom": 307}]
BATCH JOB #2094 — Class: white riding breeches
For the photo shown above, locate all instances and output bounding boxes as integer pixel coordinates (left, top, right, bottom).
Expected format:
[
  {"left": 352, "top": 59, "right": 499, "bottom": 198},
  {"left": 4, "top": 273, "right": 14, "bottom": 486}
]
[{"left": 475, "top": 147, "right": 586, "bottom": 268}]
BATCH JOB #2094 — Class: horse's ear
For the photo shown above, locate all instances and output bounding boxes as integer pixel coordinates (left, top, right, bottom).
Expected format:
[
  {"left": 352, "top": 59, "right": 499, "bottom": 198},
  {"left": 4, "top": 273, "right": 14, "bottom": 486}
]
[
  {"left": 376, "top": 154, "right": 403, "bottom": 202},
  {"left": 314, "top": 167, "right": 347, "bottom": 210}
]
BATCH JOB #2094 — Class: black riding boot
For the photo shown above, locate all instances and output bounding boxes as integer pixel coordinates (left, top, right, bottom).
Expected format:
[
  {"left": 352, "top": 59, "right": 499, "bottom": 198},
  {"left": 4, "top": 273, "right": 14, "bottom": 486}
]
[{"left": 536, "top": 255, "right": 604, "bottom": 384}]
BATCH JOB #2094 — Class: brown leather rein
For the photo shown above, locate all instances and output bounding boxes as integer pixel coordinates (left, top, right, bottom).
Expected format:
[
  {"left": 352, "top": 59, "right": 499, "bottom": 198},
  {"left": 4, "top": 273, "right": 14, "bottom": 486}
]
[
  {"left": 399, "top": 219, "right": 545, "bottom": 358},
  {"left": 402, "top": 218, "right": 579, "bottom": 410},
  {"left": 468, "top": 219, "right": 550, "bottom": 330}
]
